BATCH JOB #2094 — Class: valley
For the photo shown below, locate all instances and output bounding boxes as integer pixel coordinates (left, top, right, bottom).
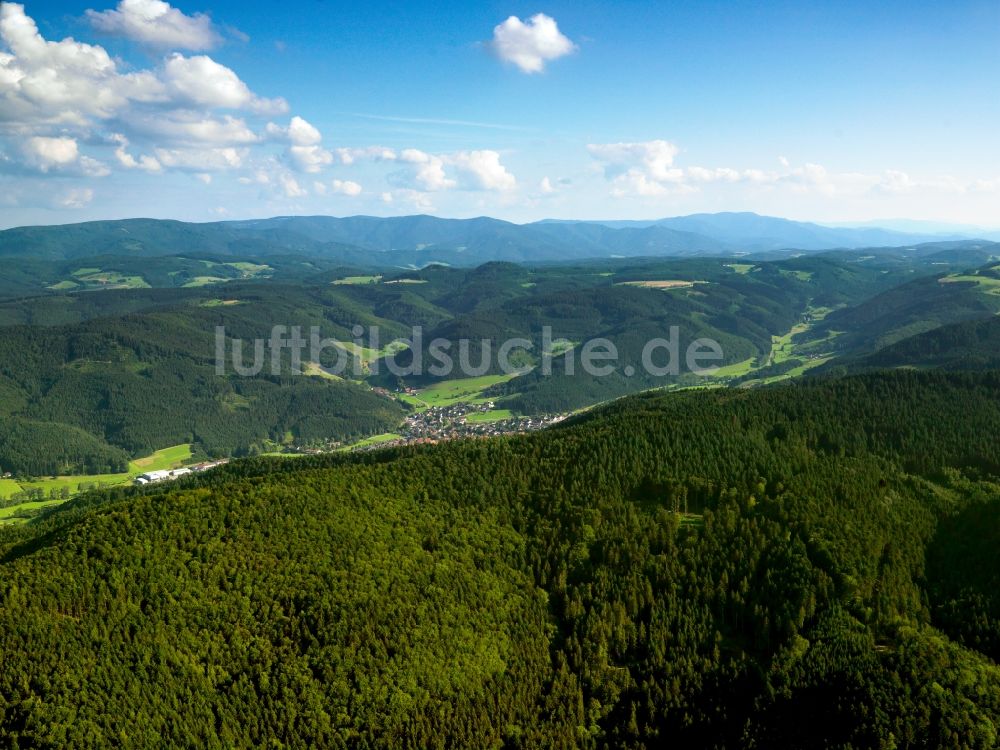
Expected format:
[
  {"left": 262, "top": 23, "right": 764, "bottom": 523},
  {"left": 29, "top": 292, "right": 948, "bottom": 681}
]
[
  {"left": 4, "top": 0, "right": 998, "bottom": 743},
  {"left": 0, "top": 214, "right": 999, "bottom": 746},
  {"left": 0, "top": 224, "right": 996, "bottom": 524}
]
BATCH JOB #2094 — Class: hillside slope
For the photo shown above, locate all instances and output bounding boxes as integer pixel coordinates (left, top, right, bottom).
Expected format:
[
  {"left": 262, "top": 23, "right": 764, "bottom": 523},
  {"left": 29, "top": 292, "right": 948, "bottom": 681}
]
[
  {"left": 1, "top": 372, "right": 1000, "bottom": 747},
  {"left": 5, "top": 214, "right": 992, "bottom": 266}
]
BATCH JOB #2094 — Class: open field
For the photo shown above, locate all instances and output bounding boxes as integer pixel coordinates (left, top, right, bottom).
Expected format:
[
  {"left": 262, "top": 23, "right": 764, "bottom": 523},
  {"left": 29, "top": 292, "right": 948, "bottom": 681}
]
[
  {"left": 182, "top": 276, "right": 228, "bottom": 287},
  {"left": 749, "top": 356, "right": 834, "bottom": 386},
  {"left": 0, "top": 478, "right": 22, "bottom": 496},
  {"left": 75, "top": 271, "right": 151, "bottom": 289},
  {"left": 724, "top": 263, "right": 756, "bottom": 275},
  {"left": 398, "top": 373, "right": 519, "bottom": 409},
  {"left": 302, "top": 361, "right": 343, "bottom": 380},
  {"left": 0, "top": 499, "right": 66, "bottom": 522},
  {"left": 464, "top": 409, "right": 516, "bottom": 423},
  {"left": 780, "top": 269, "right": 814, "bottom": 282},
  {"left": 330, "top": 340, "right": 409, "bottom": 375},
  {"left": 130, "top": 443, "right": 193, "bottom": 473},
  {"left": 0, "top": 444, "right": 195, "bottom": 523},
  {"left": 225, "top": 262, "right": 271, "bottom": 276},
  {"left": 338, "top": 432, "right": 402, "bottom": 451},
  {"left": 940, "top": 274, "right": 1000, "bottom": 295},
  {"left": 616, "top": 279, "right": 703, "bottom": 290},
  {"left": 333, "top": 275, "right": 382, "bottom": 285},
  {"left": 706, "top": 357, "right": 756, "bottom": 378},
  {"left": 769, "top": 322, "right": 811, "bottom": 366}
]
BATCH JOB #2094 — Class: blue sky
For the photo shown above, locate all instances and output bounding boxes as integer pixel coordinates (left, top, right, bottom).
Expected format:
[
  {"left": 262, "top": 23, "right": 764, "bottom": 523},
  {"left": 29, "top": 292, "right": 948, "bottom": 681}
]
[{"left": 2, "top": 0, "right": 999, "bottom": 227}]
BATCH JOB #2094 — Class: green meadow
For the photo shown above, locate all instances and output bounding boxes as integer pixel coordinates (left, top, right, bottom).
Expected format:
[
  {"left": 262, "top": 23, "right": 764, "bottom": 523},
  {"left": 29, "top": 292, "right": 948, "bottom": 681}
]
[
  {"left": 398, "top": 373, "right": 519, "bottom": 409},
  {"left": 0, "top": 444, "right": 195, "bottom": 523}
]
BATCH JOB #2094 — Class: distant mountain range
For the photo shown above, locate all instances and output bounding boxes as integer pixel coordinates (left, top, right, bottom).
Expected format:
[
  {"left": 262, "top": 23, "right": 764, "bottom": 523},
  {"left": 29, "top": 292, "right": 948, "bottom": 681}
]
[{"left": 1, "top": 211, "right": 997, "bottom": 266}]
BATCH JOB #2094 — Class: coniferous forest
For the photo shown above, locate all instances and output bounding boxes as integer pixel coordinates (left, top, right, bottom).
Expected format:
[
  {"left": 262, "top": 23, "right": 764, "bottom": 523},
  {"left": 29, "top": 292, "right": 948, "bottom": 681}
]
[
  {"left": 3, "top": 0, "right": 1000, "bottom": 745},
  {"left": 1, "top": 370, "right": 999, "bottom": 747}
]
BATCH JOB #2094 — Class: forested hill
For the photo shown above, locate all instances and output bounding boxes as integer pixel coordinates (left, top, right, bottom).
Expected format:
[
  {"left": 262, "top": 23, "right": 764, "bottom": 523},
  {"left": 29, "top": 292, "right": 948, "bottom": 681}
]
[
  {"left": 829, "top": 315, "right": 1000, "bottom": 373},
  {"left": 2, "top": 214, "right": 993, "bottom": 266},
  {"left": 2, "top": 370, "right": 1000, "bottom": 747}
]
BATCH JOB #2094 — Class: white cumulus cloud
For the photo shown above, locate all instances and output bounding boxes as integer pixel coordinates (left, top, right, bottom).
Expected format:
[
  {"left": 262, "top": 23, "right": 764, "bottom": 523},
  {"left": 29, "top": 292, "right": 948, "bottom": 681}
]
[
  {"left": 335, "top": 145, "right": 396, "bottom": 165},
  {"left": 154, "top": 145, "right": 246, "bottom": 170},
  {"left": 0, "top": 2, "right": 291, "bottom": 185},
  {"left": 0, "top": 3, "right": 166, "bottom": 126},
  {"left": 162, "top": 53, "right": 286, "bottom": 113},
  {"left": 21, "top": 135, "right": 79, "bottom": 169},
  {"left": 59, "top": 186, "right": 95, "bottom": 208},
  {"left": 488, "top": 14, "right": 576, "bottom": 73},
  {"left": 86, "top": 0, "right": 221, "bottom": 51},
  {"left": 279, "top": 172, "right": 306, "bottom": 197},
  {"left": 266, "top": 116, "right": 334, "bottom": 173},
  {"left": 588, "top": 140, "right": 682, "bottom": 181},
  {"left": 330, "top": 179, "right": 362, "bottom": 196},
  {"left": 397, "top": 148, "right": 455, "bottom": 191},
  {"left": 111, "top": 133, "right": 161, "bottom": 171},
  {"left": 129, "top": 112, "right": 260, "bottom": 145},
  {"left": 449, "top": 150, "right": 516, "bottom": 191},
  {"left": 17, "top": 135, "right": 109, "bottom": 176}
]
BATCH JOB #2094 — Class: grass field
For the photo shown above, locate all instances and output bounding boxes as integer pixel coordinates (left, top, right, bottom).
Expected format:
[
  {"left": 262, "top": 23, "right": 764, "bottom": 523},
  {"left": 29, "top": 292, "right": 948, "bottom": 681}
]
[
  {"left": 130, "top": 443, "right": 193, "bottom": 473},
  {"left": 464, "top": 409, "right": 515, "bottom": 423},
  {"left": 302, "top": 362, "right": 343, "bottom": 380},
  {"left": 0, "top": 444, "right": 195, "bottom": 523},
  {"left": 182, "top": 276, "right": 228, "bottom": 287},
  {"left": 0, "top": 478, "right": 22, "bottom": 496},
  {"left": 750, "top": 356, "right": 834, "bottom": 386},
  {"left": 339, "top": 432, "right": 402, "bottom": 451},
  {"left": 330, "top": 341, "right": 401, "bottom": 375},
  {"left": 706, "top": 357, "right": 756, "bottom": 378},
  {"left": 333, "top": 275, "right": 382, "bottom": 285},
  {"left": 780, "top": 269, "right": 814, "bottom": 282},
  {"left": 768, "top": 322, "right": 811, "bottom": 366},
  {"left": 616, "top": 279, "right": 703, "bottom": 290},
  {"left": 225, "top": 262, "right": 271, "bottom": 276},
  {"left": 398, "top": 373, "right": 519, "bottom": 409},
  {"left": 0, "top": 499, "right": 67, "bottom": 522},
  {"left": 725, "top": 263, "right": 756, "bottom": 275},
  {"left": 71, "top": 271, "right": 151, "bottom": 290},
  {"left": 940, "top": 274, "right": 1000, "bottom": 295}
]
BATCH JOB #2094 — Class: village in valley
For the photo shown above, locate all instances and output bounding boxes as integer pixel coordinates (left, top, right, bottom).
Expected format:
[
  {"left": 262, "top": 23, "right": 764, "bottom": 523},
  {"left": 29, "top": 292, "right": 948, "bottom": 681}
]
[
  {"left": 283, "top": 399, "right": 570, "bottom": 456},
  {"left": 353, "top": 401, "right": 568, "bottom": 452}
]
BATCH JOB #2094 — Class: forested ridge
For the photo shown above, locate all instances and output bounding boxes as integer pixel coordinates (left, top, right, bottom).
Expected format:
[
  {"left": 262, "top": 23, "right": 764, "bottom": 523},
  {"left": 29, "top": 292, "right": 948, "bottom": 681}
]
[
  {"left": 1, "top": 370, "right": 1000, "bottom": 747},
  {"left": 2, "top": 247, "right": 996, "bottom": 476}
]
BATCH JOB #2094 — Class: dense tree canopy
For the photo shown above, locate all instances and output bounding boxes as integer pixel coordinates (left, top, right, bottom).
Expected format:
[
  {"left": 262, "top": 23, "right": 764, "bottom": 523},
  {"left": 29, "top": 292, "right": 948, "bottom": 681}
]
[{"left": 0, "top": 370, "right": 999, "bottom": 747}]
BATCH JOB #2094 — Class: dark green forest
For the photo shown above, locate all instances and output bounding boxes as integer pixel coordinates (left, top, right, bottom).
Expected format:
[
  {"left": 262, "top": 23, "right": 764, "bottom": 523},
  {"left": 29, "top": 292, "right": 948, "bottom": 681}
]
[
  {"left": 1, "top": 370, "right": 999, "bottom": 747},
  {"left": 0, "top": 290, "right": 408, "bottom": 475},
  {"left": 4, "top": 247, "right": 990, "bottom": 476}
]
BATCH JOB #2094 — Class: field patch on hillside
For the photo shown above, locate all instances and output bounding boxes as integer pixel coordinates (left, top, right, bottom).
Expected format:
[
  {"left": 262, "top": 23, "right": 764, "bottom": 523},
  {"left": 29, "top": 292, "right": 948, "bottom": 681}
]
[
  {"left": 399, "top": 373, "right": 519, "bottom": 409},
  {"left": 616, "top": 279, "right": 706, "bottom": 290}
]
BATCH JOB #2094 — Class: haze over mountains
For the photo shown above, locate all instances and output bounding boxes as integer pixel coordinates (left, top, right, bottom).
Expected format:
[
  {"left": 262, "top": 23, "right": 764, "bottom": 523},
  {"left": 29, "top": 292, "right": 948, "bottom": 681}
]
[{"left": 2, "top": 212, "right": 997, "bottom": 267}]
